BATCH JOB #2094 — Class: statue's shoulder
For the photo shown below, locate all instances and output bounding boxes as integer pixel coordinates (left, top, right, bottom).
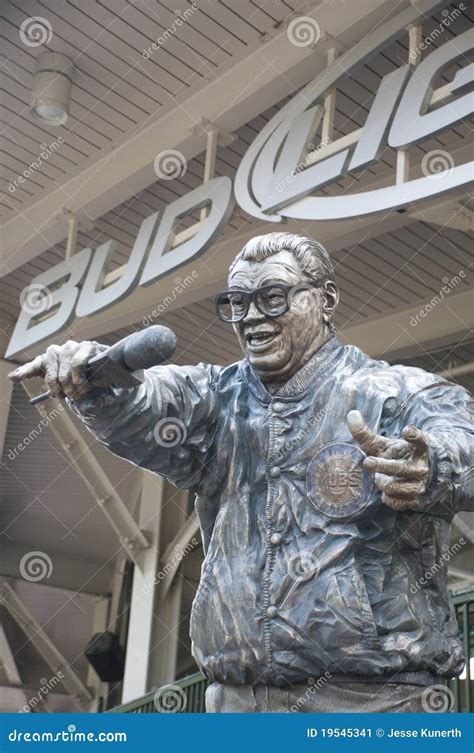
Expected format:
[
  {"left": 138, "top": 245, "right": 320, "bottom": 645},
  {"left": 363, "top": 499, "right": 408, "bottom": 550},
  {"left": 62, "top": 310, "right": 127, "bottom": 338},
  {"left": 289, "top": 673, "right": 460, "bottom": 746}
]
[
  {"left": 342, "top": 344, "right": 444, "bottom": 400},
  {"left": 200, "top": 360, "right": 243, "bottom": 391}
]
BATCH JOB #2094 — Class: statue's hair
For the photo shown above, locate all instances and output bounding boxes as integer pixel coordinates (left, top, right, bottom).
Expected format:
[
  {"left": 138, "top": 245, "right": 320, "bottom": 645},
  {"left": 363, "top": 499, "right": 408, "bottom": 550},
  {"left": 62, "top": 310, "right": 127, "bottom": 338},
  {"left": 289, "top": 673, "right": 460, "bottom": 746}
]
[
  {"left": 228, "top": 232, "right": 335, "bottom": 284},
  {"left": 228, "top": 232, "right": 337, "bottom": 332}
]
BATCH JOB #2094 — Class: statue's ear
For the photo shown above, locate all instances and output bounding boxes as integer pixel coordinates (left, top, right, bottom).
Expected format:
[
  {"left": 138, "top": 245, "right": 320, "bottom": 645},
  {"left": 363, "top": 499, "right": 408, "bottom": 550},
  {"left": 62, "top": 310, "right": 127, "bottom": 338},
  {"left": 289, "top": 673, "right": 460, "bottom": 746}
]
[{"left": 322, "top": 280, "right": 339, "bottom": 323}]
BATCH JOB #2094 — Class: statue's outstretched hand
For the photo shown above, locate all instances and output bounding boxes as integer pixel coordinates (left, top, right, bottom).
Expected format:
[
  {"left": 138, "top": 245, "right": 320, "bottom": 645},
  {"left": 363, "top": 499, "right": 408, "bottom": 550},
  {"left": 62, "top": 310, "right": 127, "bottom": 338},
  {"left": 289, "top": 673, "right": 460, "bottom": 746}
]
[
  {"left": 8, "top": 340, "right": 103, "bottom": 399},
  {"left": 347, "top": 410, "right": 430, "bottom": 511}
]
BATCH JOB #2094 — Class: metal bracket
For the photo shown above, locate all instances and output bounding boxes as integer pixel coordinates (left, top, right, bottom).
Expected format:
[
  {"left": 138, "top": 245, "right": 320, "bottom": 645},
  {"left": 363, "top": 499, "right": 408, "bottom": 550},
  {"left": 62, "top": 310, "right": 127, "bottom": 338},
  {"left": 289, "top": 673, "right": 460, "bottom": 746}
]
[
  {"left": 316, "top": 32, "right": 348, "bottom": 55},
  {"left": 58, "top": 208, "right": 94, "bottom": 232},
  {"left": 191, "top": 119, "right": 235, "bottom": 221},
  {"left": 57, "top": 209, "right": 94, "bottom": 260},
  {"left": 190, "top": 118, "right": 236, "bottom": 147}
]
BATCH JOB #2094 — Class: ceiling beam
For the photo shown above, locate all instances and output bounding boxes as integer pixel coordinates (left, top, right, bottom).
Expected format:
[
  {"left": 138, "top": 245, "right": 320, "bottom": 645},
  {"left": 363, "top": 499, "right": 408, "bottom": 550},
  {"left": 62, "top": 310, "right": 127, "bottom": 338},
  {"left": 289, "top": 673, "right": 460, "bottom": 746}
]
[
  {"left": 21, "top": 381, "right": 150, "bottom": 565},
  {"left": 0, "top": 583, "right": 92, "bottom": 709},
  {"left": 159, "top": 511, "right": 200, "bottom": 602},
  {"left": 452, "top": 514, "right": 474, "bottom": 547},
  {"left": 341, "top": 287, "right": 473, "bottom": 360},
  {"left": 0, "top": 0, "right": 409, "bottom": 277},
  {"left": 0, "top": 544, "right": 114, "bottom": 596},
  {"left": 0, "top": 624, "right": 22, "bottom": 687}
]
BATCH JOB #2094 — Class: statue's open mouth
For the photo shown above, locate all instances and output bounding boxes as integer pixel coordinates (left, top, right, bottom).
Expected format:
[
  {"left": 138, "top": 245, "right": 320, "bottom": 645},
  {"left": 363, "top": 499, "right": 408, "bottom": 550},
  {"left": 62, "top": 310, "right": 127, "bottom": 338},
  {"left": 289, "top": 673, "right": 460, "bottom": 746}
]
[{"left": 245, "top": 330, "right": 279, "bottom": 351}]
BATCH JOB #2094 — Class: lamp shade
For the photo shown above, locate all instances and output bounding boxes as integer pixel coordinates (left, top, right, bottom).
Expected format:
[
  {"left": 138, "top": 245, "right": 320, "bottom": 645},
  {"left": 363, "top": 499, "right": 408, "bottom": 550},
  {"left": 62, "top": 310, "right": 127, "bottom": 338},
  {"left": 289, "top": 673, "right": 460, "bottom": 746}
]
[{"left": 30, "top": 52, "right": 74, "bottom": 126}]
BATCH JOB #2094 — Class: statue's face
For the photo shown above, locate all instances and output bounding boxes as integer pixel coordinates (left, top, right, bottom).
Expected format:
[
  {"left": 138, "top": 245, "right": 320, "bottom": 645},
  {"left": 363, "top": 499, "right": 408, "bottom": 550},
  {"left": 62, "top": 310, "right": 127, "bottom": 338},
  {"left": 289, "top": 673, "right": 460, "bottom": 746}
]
[{"left": 229, "top": 250, "right": 329, "bottom": 384}]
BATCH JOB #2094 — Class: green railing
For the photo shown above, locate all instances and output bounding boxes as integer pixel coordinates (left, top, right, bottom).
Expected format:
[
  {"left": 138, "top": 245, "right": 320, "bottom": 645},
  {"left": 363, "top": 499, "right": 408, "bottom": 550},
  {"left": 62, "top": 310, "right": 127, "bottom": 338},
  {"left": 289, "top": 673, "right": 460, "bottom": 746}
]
[
  {"left": 112, "top": 591, "right": 474, "bottom": 714},
  {"left": 110, "top": 671, "right": 209, "bottom": 713},
  {"left": 449, "top": 590, "right": 474, "bottom": 712}
]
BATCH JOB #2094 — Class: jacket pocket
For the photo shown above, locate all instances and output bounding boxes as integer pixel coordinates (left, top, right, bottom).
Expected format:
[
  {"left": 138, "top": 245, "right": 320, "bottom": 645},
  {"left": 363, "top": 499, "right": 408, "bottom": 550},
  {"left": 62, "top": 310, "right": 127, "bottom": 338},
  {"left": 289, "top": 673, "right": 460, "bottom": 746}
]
[{"left": 334, "top": 561, "right": 380, "bottom": 649}]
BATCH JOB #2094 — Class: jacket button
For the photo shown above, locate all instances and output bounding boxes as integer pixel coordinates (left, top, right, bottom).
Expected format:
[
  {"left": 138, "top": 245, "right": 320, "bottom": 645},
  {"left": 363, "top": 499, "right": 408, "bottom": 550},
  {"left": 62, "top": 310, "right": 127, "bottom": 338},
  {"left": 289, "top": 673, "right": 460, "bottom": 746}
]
[
  {"left": 270, "top": 533, "right": 282, "bottom": 545},
  {"left": 272, "top": 401, "right": 284, "bottom": 412},
  {"left": 269, "top": 466, "right": 281, "bottom": 478},
  {"left": 266, "top": 606, "right": 278, "bottom": 618}
]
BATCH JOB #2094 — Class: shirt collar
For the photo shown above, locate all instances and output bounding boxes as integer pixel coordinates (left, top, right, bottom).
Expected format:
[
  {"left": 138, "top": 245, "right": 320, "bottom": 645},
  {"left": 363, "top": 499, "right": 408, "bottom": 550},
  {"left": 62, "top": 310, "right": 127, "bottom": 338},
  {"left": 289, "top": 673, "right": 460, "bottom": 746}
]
[{"left": 240, "top": 335, "right": 344, "bottom": 401}]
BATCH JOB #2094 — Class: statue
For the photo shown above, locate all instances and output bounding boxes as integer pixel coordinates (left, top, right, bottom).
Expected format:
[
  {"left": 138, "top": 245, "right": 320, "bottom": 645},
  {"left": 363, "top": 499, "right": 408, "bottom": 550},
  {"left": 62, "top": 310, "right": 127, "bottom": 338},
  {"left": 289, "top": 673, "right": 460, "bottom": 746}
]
[{"left": 9, "top": 232, "right": 473, "bottom": 713}]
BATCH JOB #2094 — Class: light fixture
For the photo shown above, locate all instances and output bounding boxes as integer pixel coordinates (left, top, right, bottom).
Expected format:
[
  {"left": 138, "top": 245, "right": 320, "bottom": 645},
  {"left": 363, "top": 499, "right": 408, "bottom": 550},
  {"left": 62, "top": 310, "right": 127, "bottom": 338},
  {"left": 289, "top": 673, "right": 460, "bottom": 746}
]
[{"left": 31, "top": 52, "right": 74, "bottom": 126}]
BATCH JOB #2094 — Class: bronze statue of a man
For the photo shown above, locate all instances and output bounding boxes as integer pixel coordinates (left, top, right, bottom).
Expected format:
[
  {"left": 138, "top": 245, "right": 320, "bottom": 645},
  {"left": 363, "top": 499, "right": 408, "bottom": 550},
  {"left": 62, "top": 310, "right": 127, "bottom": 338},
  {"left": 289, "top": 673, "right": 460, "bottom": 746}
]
[{"left": 10, "top": 232, "right": 474, "bottom": 713}]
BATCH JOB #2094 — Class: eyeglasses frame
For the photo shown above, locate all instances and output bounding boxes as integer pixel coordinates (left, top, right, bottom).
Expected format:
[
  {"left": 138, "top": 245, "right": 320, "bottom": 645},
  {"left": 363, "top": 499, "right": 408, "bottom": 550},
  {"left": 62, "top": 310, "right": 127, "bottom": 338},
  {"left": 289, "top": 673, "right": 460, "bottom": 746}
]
[{"left": 214, "top": 281, "right": 323, "bottom": 323}]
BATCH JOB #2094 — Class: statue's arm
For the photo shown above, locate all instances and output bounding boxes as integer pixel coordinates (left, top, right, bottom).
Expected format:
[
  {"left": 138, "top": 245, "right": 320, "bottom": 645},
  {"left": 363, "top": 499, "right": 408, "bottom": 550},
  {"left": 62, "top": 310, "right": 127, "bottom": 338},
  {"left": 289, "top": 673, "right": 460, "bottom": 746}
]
[
  {"left": 401, "top": 382, "right": 474, "bottom": 514},
  {"left": 68, "top": 362, "right": 220, "bottom": 490}
]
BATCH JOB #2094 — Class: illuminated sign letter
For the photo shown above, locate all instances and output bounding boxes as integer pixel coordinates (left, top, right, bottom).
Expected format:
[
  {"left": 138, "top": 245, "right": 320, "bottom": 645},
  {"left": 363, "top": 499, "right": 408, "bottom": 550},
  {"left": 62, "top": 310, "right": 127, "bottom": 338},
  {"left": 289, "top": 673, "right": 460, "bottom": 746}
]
[
  {"left": 75, "top": 211, "right": 160, "bottom": 317},
  {"left": 140, "top": 176, "right": 234, "bottom": 286},
  {"left": 5, "top": 248, "right": 92, "bottom": 359}
]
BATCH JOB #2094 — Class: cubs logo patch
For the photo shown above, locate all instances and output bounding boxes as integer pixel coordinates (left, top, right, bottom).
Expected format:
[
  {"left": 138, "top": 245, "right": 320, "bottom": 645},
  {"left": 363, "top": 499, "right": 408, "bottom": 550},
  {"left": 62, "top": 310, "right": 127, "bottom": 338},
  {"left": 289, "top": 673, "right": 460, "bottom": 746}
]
[{"left": 306, "top": 443, "right": 373, "bottom": 519}]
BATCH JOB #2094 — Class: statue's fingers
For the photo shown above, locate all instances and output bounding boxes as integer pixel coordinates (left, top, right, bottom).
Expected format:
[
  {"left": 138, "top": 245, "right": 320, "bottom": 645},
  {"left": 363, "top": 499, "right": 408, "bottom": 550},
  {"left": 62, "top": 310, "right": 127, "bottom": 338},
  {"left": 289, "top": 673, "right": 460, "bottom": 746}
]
[
  {"left": 374, "top": 474, "right": 426, "bottom": 499},
  {"left": 8, "top": 355, "right": 46, "bottom": 383},
  {"left": 363, "top": 456, "right": 429, "bottom": 480},
  {"left": 402, "top": 425, "right": 429, "bottom": 455},
  {"left": 56, "top": 341, "right": 80, "bottom": 398},
  {"left": 381, "top": 493, "right": 412, "bottom": 511},
  {"left": 347, "top": 410, "right": 389, "bottom": 456},
  {"left": 70, "top": 341, "right": 95, "bottom": 384},
  {"left": 44, "top": 345, "right": 63, "bottom": 398}
]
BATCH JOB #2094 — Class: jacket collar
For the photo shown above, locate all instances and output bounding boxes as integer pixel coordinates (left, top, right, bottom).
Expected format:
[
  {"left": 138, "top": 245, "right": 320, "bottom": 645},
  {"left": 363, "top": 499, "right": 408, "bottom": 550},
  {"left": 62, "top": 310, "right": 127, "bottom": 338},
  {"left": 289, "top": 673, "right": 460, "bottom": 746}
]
[{"left": 240, "top": 335, "right": 344, "bottom": 401}]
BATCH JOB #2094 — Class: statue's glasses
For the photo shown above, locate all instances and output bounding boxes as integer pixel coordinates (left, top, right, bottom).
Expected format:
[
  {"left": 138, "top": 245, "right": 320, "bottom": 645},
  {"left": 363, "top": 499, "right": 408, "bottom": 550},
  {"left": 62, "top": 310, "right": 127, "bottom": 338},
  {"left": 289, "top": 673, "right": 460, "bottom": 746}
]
[{"left": 215, "top": 282, "right": 321, "bottom": 323}]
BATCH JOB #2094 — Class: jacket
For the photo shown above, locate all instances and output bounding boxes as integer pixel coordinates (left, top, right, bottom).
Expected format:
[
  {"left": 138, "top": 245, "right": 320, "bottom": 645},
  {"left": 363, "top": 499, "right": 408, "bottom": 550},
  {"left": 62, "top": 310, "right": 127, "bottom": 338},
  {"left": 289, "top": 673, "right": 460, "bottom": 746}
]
[{"left": 70, "top": 337, "right": 474, "bottom": 684}]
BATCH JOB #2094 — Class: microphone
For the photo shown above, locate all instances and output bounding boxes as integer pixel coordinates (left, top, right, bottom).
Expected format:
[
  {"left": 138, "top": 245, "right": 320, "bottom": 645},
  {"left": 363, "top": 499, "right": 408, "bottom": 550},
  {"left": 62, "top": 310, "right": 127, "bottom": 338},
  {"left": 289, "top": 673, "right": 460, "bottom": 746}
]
[{"left": 29, "top": 325, "right": 177, "bottom": 405}]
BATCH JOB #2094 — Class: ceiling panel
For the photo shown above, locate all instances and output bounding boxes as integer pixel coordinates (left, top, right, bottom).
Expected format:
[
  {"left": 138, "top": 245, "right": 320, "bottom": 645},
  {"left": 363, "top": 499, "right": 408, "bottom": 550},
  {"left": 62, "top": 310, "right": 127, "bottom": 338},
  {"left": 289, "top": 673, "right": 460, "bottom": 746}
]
[{"left": 0, "top": 0, "right": 305, "bottom": 217}]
